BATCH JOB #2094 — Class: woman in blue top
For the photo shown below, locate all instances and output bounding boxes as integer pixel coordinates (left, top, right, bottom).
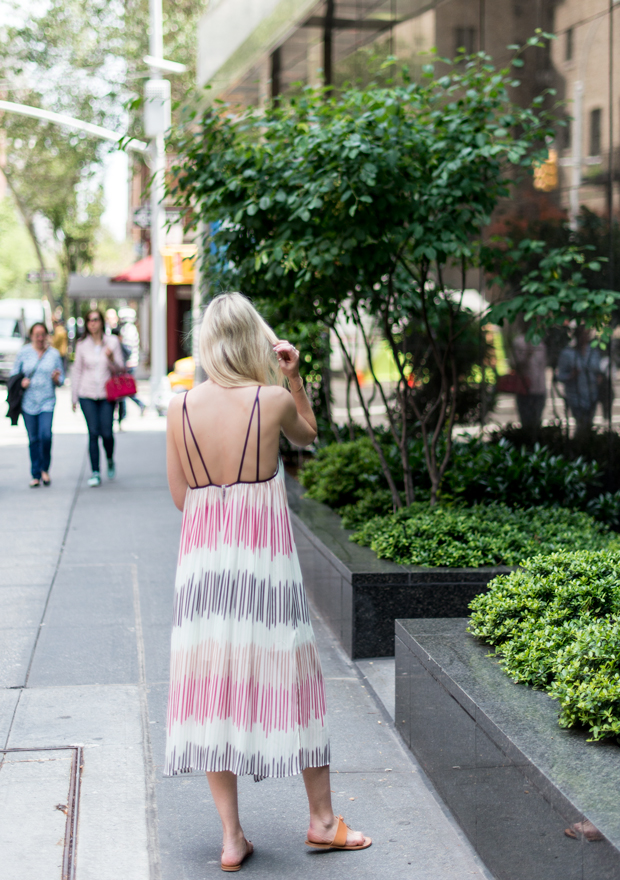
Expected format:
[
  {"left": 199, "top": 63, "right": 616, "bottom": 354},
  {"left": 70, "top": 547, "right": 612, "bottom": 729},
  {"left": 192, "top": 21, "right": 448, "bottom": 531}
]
[{"left": 10, "top": 322, "right": 64, "bottom": 487}]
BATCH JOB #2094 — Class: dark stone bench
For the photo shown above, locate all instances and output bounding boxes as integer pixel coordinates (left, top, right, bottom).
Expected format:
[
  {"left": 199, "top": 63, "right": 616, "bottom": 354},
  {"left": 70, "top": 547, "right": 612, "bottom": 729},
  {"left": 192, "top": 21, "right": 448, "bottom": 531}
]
[
  {"left": 286, "top": 473, "right": 506, "bottom": 659},
  {"left": 395, "top": 618, "right": 620, "bottom": 880}
]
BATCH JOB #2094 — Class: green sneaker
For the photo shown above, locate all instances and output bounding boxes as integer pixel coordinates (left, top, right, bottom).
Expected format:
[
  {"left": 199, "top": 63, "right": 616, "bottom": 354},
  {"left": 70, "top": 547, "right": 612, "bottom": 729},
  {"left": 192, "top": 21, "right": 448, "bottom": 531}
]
[
  {"left": 107, "top": 459, "right": 116, "bottom": 480},
  {"left": 88, "top": 472, "right": 101, "bottom": 488}
]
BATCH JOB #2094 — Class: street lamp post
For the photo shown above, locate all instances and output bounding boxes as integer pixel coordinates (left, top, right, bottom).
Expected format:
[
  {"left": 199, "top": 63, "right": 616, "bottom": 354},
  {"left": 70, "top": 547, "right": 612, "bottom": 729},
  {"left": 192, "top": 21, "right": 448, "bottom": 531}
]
[
  {"left": 144, "top": 0, "right": 186, "bottom": 409},
  {"left": 145, "top": 0, "right": 169, "bottom": 408}
]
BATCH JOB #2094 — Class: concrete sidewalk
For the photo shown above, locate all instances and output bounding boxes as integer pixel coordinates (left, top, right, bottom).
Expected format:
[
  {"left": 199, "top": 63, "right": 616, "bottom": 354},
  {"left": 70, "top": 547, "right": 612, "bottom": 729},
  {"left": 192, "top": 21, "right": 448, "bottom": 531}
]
[{"left": 0, "top": 406, "right": 492, "bottom": 879}]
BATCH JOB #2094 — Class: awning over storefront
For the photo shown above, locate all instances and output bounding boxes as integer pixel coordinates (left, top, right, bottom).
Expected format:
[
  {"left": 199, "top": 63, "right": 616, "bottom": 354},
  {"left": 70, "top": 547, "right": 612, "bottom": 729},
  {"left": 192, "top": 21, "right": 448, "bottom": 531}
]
[
  {"left": 67, "top": 274, "right": 148, "bottom": 299},
  {"left": 111, "top": 246, "right": 196, "bottom": 286},
  {"left": 112, "top": 256, "right": 153, "bottom": 283}
]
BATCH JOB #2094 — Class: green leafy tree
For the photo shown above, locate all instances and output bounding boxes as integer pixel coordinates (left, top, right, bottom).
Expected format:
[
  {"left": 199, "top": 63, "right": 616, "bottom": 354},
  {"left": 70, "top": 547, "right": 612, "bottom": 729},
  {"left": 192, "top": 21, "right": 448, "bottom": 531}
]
[
  {"left": 0, "top": 0, "right": 122, "bottom": 307},
  {"left": 168, "top": 39, "right": 593, "bottom": 506},
  {"left": 486, "top": 240, "right": 620, "bottom": 344},
  {"left": 0, "top": 0, "right": 204, "bottom": 309},
  {"left": 0, "top": 195, "right": 38, "bottom": 298}
]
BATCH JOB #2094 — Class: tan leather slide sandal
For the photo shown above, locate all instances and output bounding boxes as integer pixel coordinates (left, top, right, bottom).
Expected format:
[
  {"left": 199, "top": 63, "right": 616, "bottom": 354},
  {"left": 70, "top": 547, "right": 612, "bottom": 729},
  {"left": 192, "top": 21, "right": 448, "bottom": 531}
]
[
  {"left": 305, "top": 815, "right": 372, "bottom": 851},
  {"left": 220, "top": 839, "right": 254, "bottom": 872}
]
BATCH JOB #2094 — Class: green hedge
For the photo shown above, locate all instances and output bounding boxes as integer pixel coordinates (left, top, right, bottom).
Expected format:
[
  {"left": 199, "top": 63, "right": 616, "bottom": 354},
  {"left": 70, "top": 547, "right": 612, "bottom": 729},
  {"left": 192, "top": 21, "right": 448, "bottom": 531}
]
[
  {"left": 469, "top": 551, "right": 620, "bottom": 740},
  {"left": 349, "top": 504, "right": 618, "bottom": 568},
  {"left": 298, "top": 435, "right": 620, "bottom": 526}
]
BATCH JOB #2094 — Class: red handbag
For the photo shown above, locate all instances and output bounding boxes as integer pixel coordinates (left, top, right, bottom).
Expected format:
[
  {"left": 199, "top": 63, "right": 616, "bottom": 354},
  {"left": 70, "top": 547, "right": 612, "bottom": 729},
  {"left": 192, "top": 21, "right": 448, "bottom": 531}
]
[
  {"left": 106, "top": 373, "right": 137, "bottom": 402},
  {"left": 496, "top": 371, "right": 531, "bottom": 395}
]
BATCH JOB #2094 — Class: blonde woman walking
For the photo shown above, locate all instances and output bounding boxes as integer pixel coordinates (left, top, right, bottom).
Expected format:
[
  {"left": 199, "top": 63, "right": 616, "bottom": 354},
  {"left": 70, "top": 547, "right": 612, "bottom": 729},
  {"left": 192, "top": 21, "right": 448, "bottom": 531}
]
[{"left": 165, "top": 293, "right": 371, "bottom": 872}]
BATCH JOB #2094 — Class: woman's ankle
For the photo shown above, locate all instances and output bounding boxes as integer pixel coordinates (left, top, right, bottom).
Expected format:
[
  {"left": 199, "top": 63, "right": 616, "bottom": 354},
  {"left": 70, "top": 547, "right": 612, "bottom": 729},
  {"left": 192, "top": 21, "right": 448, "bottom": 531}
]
[
  {"left": 222, "top": 827, "right": 246, "bottom": 844},
  {"left": 308, "top": 813, "right": 336, "bottom": 834}
]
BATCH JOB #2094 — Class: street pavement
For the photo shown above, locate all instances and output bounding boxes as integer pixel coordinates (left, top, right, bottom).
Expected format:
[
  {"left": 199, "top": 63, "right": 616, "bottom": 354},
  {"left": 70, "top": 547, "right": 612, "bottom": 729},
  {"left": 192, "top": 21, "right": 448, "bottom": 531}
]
[{"left": 1, "top": 384, "right": 493, "bottom": 879}]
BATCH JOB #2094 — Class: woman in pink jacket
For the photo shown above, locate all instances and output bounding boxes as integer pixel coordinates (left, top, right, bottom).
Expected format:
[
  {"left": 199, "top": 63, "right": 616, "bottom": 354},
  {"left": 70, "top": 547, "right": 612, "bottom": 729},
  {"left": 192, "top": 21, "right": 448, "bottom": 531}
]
[{"left": 71, "top": 310, "right": 124, "bottom": 487}]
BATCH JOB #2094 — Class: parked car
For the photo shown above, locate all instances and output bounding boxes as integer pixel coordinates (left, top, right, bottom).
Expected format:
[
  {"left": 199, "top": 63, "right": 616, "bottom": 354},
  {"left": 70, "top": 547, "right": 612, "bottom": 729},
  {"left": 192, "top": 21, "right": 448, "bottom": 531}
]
[
  {"left": 167, "top": 356, "right": 195, "bottom": 392},
  {"left": 0, "top": 298, "right": 52, "bottom": 383}
]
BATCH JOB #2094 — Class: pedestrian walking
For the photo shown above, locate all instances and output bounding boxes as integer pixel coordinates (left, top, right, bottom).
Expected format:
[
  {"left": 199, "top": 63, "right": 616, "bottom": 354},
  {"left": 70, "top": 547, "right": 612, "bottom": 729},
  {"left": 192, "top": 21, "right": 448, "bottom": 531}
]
[
  {"left": 164, "top": 293, "right": 370, "bottom": 872},
  {"left": 10, "top": 322, "right": 64, "bottom": 487},
  {"left": 511, "top": 332, "right": 547, "bottom": 440},
  {"left": 557, "top": 325, "right": 602, "bottom": 437},
  {"left": 51, "top": 311, "right": 69, "bottom": 372},
  {"left": 71, "top": 309, "right": 124, "bottom": 487},
  {"left": 114, "top": 314, "right": 145, "bottom": 427}
]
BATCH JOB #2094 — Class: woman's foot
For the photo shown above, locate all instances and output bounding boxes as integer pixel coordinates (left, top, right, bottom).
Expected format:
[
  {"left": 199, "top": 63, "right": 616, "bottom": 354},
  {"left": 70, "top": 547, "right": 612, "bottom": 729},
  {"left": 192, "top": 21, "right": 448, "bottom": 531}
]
[
  {"left": 107, "top": 459, "right": 116, "bottom": 480},
  {"left": 29, "top": 478, "right": 40, "bottom": 488},
  {"left": 87, "top": 472, "right": 101, "bottom": 487},
  {"left": 41, "top": 472, "right": 51, "bottom": 486},
  {"left": 220, "top": 834, "right": 253, "bottom": 872},
  {"left": 306, "top": 815, "right": 370, "bottom": 849}
]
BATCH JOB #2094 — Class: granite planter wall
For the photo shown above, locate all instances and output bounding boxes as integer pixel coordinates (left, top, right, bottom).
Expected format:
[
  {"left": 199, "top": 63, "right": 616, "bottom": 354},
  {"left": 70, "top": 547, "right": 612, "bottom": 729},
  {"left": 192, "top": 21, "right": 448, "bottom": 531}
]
[
  {"left": 286, "top": 473, "right": 506, "bottom": 659},
  {"left": 395, "top": 618, "right": 620, "bottom": 880}
]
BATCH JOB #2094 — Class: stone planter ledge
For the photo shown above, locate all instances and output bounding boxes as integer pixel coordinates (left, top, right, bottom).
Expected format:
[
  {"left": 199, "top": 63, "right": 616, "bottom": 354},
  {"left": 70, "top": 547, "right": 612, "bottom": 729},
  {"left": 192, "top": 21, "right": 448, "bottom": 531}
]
[{"left": 286, "top": 473, "right": 508, "bottom": 659}]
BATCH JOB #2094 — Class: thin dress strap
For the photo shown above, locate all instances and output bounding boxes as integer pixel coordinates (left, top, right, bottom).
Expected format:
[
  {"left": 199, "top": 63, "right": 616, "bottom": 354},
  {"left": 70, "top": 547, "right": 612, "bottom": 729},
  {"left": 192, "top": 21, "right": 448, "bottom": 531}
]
[
  {"left": 182, "top": 393, "right": 212, "bottom": 488},
  {"left": 237, "top": 387, "right": 261, "bottom": 483},
  {"left": 256, "top": 387, "right": 261, "bottom": 481}
]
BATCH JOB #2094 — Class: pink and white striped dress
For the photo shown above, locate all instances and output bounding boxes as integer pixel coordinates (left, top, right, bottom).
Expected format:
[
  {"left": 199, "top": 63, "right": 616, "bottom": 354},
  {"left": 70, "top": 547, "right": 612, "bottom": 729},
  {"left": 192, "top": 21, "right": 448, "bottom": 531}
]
[{"left": 164, "top": 387, "right": 330, "bottom": 779}]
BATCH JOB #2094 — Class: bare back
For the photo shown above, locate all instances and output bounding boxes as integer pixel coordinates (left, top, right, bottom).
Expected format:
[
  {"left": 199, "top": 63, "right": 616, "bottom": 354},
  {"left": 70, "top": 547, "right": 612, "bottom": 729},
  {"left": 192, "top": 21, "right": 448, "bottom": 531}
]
[{"left": 171, "top": 382, "right": 285, "bottom": 489}]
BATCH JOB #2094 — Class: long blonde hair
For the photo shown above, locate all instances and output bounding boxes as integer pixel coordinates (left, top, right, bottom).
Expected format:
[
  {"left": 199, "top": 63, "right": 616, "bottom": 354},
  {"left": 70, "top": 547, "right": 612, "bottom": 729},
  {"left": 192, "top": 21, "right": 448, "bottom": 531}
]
[{"left": 199, "top": 292, "right": 284, "bottom": 387}]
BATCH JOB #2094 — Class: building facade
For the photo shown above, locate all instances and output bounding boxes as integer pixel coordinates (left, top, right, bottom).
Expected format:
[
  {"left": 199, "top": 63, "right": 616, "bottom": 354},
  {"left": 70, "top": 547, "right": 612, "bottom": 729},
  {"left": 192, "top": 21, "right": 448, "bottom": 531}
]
[{"left": 195, "top": 0, "right": 619, "bottom": 222}]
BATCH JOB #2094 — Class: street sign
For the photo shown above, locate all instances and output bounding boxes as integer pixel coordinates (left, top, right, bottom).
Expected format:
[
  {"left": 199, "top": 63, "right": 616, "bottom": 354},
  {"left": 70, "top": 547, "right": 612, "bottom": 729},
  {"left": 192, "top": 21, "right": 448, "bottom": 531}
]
[
  {"left": 27, "top": 269, "right": 57, "bottom": 282},
  {"left": 133, "top": 206, "right": 151, "bottom": 228}
]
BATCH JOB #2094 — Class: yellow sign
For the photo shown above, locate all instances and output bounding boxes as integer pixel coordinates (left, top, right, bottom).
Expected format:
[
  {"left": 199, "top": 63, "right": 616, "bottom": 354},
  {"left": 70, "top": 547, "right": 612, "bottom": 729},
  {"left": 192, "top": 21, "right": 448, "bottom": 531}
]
[
  {"left": 161, "top": 244, "right": 197, "bottom": 284},
  {"left": 533, "top": 149, "right": 558, "bottom": 192}
]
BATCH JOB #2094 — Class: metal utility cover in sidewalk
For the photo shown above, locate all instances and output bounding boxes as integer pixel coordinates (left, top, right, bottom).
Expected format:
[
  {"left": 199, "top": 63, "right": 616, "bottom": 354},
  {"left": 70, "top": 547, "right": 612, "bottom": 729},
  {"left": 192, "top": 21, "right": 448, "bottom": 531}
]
[{"left": 0, "top": 746, "right": 82, "bottom": 880}]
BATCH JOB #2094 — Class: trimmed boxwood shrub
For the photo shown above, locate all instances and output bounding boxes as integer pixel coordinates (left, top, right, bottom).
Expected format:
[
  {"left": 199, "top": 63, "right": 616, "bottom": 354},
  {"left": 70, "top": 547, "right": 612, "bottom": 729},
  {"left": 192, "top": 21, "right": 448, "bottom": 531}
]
[
  {"left": 298, "top": 437, "right": 388, "bottom": 508},
  {"left": 469, "top": 551, "right": 620, "bottom": 740},
  {"left": 349, "top": 504, "right": 618, "bottom": 568}
]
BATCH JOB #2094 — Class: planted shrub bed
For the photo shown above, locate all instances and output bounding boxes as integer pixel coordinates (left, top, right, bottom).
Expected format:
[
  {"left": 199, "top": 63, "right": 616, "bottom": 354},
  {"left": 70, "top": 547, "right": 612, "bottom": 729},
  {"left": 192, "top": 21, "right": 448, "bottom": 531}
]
[
  {"left": 350, "top": 504, "right": 617, "bottom": 567},
  {"left": 299, "top": 434, "right": 620, "bottom": 527},
  {"left": 299, "top": 437, "right": 618, "bottom": 567},
  {"left": 469, "top": 550, "right": 620, "bottom": 741}
]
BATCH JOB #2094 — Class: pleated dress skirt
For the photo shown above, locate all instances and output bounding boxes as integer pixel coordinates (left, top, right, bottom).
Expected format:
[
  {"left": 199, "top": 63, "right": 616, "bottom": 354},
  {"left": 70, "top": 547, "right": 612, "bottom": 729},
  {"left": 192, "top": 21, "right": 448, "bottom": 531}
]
[{"left": 164, "top": 461, "right": 330, "bottom": 779}]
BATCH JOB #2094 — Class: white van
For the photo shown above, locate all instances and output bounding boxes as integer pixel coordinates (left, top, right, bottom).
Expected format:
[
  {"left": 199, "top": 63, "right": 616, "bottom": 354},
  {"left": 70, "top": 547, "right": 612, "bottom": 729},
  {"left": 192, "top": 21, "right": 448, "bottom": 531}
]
[{"left": 0, "top": 298, "right": 52, "bottom": 383}]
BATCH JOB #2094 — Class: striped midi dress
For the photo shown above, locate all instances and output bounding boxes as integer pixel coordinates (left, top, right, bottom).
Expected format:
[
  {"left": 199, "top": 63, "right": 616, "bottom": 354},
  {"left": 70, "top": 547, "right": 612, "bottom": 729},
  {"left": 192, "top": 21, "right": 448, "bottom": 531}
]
[{"left": 164, "top": 388, "right": 330, "bottom": 779}]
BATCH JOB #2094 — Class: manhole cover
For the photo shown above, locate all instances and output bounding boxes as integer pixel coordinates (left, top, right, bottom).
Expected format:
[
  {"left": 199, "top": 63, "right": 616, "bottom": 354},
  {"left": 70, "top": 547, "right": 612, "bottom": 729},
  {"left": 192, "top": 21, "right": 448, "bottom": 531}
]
[{"left": 0, "top": 746, "right": 82, "bottom": 880}]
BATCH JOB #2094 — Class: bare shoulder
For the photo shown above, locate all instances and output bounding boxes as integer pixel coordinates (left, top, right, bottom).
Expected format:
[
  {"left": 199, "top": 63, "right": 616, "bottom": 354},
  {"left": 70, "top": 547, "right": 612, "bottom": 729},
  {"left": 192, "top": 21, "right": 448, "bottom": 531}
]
[
  {"left": 167, "top": 392, "right": 185, "bottom": 425},
  {"left": 260, "top": 384, "right": 294, "bottom": 412}
]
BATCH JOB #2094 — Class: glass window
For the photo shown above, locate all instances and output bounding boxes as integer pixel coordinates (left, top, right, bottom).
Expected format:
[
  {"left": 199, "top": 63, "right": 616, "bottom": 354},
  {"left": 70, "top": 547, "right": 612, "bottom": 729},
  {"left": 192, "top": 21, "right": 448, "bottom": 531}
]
[
  {"left": 566, "top": 27, "right": 573, "bottom": 61},
  {"left": 0, "top": 318, "right": 21, "bottom": 338},
  {"left": 455, "top": 27, "right": 476, "bottom": 57},
  {"left": 589, "top": 108, "right": 602, "bottom": 157}
]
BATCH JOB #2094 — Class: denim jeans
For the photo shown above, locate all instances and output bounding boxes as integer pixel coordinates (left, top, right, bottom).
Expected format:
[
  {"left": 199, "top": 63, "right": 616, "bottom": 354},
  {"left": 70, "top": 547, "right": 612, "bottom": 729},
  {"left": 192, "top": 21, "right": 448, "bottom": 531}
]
[
  {"left": 22, "top": 410, "right": 54, "bottom": 480},
  {"left": 79, "top": 397, "right": 114, "bottom": 473}
]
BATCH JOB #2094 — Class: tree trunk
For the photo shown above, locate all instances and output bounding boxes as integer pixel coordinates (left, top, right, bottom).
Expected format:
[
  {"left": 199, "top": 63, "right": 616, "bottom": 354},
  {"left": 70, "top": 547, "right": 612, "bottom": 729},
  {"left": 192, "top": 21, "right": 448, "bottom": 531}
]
[
  {"left": 3, "top": 168, "right": 58, "bottom": 312},
  {"left": 332, "top": 322, "right": 402, "bottom": 509}
]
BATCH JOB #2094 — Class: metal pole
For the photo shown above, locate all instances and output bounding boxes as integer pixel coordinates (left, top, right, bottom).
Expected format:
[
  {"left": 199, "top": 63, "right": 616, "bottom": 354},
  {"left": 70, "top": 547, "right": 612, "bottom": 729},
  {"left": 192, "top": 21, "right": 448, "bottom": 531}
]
[
  {"left": 608, "top": 0, "right": 615, "bottom": 453},
  {"left": 609, "top": 0, "right": 615, "bottom": 289},
  {"left": 324, "top": 0, "right": 334, "bottom": 88},
  {"left": 569, "top": 80, "right": 583, "bottom": 230},
  {"left": 148, "top": 0, "right": 168, "bottom": 406}
]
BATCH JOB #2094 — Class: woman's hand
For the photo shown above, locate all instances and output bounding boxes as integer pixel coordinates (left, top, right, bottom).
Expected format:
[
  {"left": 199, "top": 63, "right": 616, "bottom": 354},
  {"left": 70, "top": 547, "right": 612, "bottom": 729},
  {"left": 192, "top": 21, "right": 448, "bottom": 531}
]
[
  {"left": 51, "top": 369, "right": 61, "bottom": 385},
  {"left": 273, "top": 341, "right": 301, "bottom": 381},
  {"left": 72, "top": 403, "right": 77, "bottom": 412},
  {"left": 21, "top": 377, "right": 30, "bottom": 389},
  {"left": 105, "top": 347, "right": 114, "bottom": 360}
]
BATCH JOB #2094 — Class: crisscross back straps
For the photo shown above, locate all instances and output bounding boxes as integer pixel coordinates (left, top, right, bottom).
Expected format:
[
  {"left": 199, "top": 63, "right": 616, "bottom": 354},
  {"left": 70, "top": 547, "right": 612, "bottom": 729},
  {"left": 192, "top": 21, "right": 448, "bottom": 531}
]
[
  {"left": 237, "top": 386, "right": 261, "bottom": 483},
  {"left": 182, "top": 393, "right": 212, "bottom": 488}
]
